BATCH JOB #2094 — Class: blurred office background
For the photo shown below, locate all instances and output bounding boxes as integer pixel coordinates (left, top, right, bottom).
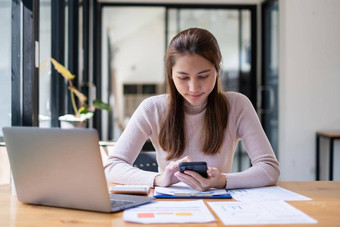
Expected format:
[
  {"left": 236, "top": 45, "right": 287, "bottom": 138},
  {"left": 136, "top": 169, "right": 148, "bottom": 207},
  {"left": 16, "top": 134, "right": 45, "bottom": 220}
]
[{"left": 0, "top": 0, "right": 339, "bottom": 184}]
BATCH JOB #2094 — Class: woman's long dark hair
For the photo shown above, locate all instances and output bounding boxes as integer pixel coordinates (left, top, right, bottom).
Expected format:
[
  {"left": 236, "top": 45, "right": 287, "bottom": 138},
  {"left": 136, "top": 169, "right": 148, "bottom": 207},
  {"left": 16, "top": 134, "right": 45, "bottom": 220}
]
[{"left": 159, "top": 28, "right": 229, "bottom": 160}]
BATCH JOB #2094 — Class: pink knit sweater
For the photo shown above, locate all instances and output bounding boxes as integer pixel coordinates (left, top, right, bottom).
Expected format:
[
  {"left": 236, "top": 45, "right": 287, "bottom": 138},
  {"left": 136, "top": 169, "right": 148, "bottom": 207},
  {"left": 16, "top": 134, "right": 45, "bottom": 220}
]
[{"left": 104, "top": 92, "right": 280, "bottom": 189}]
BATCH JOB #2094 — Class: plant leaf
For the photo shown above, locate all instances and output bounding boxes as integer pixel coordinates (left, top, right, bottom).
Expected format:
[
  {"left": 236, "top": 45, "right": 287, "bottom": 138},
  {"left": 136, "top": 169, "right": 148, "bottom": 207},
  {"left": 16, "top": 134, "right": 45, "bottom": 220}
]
[
  {"left": 68, "top": 86, "right": 87, "bottom": 104},
  {"left": 79, "top": 106, "right": 89, "bottom": 114},
  {"left": 93, "top": 99, "right": 111, "bottom": 111},
  {"left": 50, "top": 58, "right": 75, "bottom": 80}
]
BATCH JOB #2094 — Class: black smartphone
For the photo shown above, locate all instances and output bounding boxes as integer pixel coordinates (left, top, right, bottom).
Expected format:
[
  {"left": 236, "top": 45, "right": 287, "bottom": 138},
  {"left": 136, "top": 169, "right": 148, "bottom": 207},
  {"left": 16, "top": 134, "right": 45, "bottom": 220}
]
[{"left": 178, "top": 161, "right": 208, "bottom": 178}]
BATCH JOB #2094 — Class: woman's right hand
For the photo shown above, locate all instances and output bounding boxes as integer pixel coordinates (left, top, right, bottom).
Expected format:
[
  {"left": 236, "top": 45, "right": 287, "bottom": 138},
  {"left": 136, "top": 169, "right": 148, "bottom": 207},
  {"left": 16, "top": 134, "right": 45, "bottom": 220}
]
[{"left": 154, "top": 156, "right": 191, "bottom": 187}]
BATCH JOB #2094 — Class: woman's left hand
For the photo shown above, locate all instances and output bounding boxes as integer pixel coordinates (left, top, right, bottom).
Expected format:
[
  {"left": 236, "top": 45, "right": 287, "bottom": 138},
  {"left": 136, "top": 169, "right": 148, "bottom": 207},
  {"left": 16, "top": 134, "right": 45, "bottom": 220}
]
[{"left": 174, "top": 167, "right": 226, "bottom": 191}]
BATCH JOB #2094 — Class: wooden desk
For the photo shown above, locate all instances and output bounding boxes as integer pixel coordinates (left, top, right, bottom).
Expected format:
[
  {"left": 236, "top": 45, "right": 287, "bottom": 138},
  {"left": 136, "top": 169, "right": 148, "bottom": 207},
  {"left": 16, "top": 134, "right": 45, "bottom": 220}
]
[
  {"left": 316, "top": 131, "right": 340, "bottom": 180},
  {"left": 0, "top": 181, "right": 339, "bottom": 226}
]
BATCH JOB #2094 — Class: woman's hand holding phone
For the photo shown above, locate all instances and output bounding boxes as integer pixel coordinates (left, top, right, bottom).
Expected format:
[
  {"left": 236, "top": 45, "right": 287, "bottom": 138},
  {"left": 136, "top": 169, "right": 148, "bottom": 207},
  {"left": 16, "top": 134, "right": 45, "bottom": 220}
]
[
  {"left": 178, "top": 162, "right": 208, "bottom": 178},
  {"left": 175, "top": 162, "right": 226, "bottom": 191},
  {"left": 154, "top": 156, "right": 191, "bottom": 187},
  {"left": 154, "top": 157, "right": 226, "bottom": 191}
]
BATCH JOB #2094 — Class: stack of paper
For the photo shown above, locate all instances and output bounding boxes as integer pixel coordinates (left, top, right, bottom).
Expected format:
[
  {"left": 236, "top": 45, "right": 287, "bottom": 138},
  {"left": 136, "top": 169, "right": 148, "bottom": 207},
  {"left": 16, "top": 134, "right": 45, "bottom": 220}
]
[
  {"left": 208, "top": 186, "right": 317, "bottom": 225},
  {"left": 208, "top": 201, "right": 317, "bottom": 225},
  {"left": 228, "top": 186, "right": 312, "bottom": 201},
  {"left": 154, "top": 182, "right": 231, "bottom": 198},
  {"left": 124, "top": 185, "right": 318, "bottom": 225}
]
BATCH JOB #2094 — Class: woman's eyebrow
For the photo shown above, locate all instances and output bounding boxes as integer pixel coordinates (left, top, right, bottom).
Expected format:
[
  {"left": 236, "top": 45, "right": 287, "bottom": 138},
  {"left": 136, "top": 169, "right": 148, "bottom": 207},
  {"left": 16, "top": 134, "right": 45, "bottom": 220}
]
[
  {"left": 175, "top": 69, "right": 211, "bottom": 75},
  {"left": 176, "top": 71, "right": 189, "bottom": 75},
  {"left": 197, "top": 69, "right": 211, "bottom": 74}
]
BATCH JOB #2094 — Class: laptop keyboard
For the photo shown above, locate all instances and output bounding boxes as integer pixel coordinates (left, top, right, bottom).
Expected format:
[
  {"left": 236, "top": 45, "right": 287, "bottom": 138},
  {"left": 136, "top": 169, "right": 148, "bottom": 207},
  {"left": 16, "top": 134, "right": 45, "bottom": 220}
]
[
  {"left": 109, "top": 194, "right": 134, "bottom": 208},
  {"left": 110, "top": 199, "right": 134, "bottom": 208}
]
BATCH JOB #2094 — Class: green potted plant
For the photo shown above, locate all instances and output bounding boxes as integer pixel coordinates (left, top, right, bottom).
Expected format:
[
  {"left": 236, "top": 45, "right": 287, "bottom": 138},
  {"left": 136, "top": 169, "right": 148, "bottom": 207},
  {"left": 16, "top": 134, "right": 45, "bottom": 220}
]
[{"left": 48, "top": 58, "right": 110, "bottom": 128}]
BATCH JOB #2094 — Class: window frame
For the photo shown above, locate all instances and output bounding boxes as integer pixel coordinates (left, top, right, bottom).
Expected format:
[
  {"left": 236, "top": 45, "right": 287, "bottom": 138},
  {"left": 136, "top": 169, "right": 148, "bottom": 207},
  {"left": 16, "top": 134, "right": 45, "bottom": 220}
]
[{"left": 11, "top": 0, "right": 40, "bottom": 127}]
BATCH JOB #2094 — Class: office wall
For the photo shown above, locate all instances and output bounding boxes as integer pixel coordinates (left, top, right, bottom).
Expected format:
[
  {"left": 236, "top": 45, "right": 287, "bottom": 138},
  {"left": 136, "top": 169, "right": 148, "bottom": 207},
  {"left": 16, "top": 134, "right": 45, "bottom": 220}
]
[{"left": 279, "top": 0, "right": 340, "bottom": 180}]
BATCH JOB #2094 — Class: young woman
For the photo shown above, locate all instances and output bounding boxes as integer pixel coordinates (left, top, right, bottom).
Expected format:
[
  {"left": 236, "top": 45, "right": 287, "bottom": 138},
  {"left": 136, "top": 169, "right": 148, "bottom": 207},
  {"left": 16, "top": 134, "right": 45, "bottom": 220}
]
[{"left": 104, "top": 28, "right": 280, "bottom": 191}]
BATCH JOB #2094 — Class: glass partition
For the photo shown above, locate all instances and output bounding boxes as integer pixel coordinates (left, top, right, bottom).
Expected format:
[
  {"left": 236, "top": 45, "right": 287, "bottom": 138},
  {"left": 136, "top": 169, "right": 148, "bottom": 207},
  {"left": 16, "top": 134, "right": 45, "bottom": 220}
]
[
  {"left": 39, "top": 0, "right": 52, "bottom": 127},
  {"left": 102, "top": 7, "right": 166, "bottom": 140},
  {"left": 0, "top": 0, "right": 11, "bottom": 139},
  {"left": 101, "top": 5, "right": 256, "bottom": 168},
  {"left": 262, "top": 1, "right": 279, "bottom": 156}
]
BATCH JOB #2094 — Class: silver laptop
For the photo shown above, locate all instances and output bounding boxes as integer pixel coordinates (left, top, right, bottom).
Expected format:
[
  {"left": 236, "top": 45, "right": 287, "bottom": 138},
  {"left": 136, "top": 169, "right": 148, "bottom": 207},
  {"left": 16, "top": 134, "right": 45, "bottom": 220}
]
[{"left": 3, "top": 127, "right": 154, "bottom": 213}]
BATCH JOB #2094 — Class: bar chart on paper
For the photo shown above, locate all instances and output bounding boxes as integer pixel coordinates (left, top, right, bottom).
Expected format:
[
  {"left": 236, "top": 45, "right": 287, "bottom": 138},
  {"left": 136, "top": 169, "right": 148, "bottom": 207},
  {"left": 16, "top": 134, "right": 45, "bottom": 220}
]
[
  {"left": 207, "top": 201, "right": 317, "bottom": 225},
  {"left": 123, "top": 200, "right": 215, "bottom": 224}
]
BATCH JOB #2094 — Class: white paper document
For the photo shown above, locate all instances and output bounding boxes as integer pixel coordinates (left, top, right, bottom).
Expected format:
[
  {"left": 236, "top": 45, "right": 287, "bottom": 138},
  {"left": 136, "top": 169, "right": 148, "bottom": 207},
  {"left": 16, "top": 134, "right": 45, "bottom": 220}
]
[
  {"left": 228, "top": 186, "right": 312, "bottom": 201},
  {"left": 154, "top": 182, "right": 228, "bottom": 197},
  {"left": 208, "top": 201, "right": 318, "bottom": 225},
  {"left": 123, "top": 200, "right": 215, "bottom": 224}
]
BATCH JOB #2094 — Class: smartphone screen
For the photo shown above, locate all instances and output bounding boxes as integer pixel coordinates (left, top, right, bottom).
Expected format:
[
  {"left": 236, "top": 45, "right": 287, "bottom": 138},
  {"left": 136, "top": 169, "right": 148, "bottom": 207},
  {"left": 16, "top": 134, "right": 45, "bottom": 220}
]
[{"left": 179, "top": 161, "right": 208, "bottom": 178}]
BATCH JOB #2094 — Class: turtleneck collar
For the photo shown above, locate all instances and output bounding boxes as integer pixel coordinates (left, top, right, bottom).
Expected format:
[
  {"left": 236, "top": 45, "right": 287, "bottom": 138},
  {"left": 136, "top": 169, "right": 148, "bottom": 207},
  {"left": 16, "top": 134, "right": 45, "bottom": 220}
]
[{"left": 183, "top": 99, "right": 208, "bottom": 115}]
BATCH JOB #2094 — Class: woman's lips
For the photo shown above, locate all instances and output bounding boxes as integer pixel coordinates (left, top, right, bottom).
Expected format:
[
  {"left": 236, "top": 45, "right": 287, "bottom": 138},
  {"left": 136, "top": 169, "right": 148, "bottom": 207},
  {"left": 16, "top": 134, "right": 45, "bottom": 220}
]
[{"left": 190, "top": 93, "right": 203, "bottom": 98}]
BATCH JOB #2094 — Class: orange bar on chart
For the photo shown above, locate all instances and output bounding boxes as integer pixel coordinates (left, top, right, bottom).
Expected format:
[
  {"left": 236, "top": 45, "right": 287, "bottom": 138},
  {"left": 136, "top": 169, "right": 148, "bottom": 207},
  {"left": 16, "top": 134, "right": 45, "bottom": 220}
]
[{"left": 137, "top": 213, "right": 155, "bottom": 218}]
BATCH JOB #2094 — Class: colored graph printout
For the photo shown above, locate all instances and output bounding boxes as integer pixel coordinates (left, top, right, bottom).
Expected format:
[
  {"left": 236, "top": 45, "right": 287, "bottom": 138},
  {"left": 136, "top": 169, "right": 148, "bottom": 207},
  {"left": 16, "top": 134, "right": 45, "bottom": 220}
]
[
  {"left": 208, "top": 201, "right": 317, "bottom": 225},
  {"left": 228, "top": 186, "right": 311, "bottom": 202},
  {"left": 123, "top": 200, "right": 215, "bottom": 224}
]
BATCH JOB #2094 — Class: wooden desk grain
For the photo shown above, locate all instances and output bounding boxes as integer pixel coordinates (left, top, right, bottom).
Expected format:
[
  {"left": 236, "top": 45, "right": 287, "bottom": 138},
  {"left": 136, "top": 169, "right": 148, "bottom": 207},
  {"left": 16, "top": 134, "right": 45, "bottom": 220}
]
[{"left": 0, "top": 181, "right": 339, "bottom": 226}]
